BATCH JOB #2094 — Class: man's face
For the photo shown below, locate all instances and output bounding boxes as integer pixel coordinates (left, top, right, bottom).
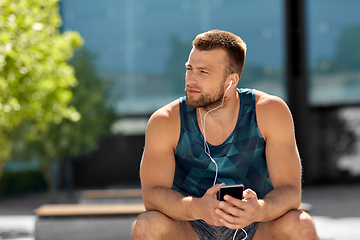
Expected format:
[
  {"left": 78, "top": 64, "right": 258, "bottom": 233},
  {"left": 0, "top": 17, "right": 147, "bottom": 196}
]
[{"left": 184, "top": 48, "right": 229, "bottom": 110}]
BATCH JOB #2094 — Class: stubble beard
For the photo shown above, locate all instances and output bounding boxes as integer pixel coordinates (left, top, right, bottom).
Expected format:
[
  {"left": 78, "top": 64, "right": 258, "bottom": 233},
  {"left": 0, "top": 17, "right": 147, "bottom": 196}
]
[{"left": 185, "top": 83, "right": 226, "bottom": 111}]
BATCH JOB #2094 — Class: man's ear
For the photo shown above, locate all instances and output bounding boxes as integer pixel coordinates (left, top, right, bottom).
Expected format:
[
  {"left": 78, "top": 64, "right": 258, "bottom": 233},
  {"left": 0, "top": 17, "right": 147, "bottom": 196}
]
[{"left": 229, "top": 73, "right": 239, "bottom": 87}]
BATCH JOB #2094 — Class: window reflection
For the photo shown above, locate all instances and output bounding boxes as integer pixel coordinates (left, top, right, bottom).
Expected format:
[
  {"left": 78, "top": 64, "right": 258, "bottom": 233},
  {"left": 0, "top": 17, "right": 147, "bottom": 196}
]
[
  {"left": 61, "top": 0, "right": 285, "bottom": 115},
  {"left": 307, "top": 0, "right": 360, "bottom": 106}
]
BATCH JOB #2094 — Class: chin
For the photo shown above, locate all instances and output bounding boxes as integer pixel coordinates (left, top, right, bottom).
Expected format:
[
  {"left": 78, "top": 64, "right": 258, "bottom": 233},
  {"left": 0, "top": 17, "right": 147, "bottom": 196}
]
[{"left": 185, "top": 99, "right": 199, "bottom": 109}]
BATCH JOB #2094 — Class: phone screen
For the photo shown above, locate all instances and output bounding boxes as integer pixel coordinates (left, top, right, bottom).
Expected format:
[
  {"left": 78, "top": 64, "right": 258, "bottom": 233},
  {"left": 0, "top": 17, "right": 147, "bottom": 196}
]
[{"left": 218, "top": 184, "right": 244, "bottom": 201}]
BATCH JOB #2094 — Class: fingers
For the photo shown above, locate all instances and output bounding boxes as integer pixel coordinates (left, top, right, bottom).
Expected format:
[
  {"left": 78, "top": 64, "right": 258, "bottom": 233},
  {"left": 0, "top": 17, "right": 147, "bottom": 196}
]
[
  {"left": 205, "top": 183, "right": 225, "bottom": 198},
  {"left": 243, "top": 188, "right": 257, "bottom": 200},
  {"left": 219, "top": 200, "right": 242, "bottom": 216},
  {"left": 222, "top": 188, "right": 257, "bottom": 207},
  {"left": 215, "top": 206, "right": 245, "bottom": 230},
  {"left": 218, "top": 196, "right": 244, "bottom": 217},
  {"left": 198, "top": 184, "right": 226, "bottom": 226},
  {"left": 220, "top": 217, "right": 244, "bottom": 230},
  {"left": 215, "top": 189, "right": 259, "bottom": 229}
]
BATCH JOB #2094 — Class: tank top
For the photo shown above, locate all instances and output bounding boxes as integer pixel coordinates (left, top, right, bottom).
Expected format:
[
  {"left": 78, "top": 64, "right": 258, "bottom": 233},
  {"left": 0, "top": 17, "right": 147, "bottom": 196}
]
[{"left": 172, "top": 88, "right": 273, "bottom": 199}]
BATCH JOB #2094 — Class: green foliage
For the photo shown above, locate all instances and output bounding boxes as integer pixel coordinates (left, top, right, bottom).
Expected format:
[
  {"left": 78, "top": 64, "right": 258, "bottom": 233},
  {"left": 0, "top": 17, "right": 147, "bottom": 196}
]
[
  {"left": 11, "top": 47, "right": 117, "bottom": 193},
  {"left": 16, "top": 48, "right": 117, "bottom": 163},
  {"left": 0, "top": 0, "right": 83, "bottom": 162},
  {"left": 65, "top": 49, "right": 117, "bottom": 157}
]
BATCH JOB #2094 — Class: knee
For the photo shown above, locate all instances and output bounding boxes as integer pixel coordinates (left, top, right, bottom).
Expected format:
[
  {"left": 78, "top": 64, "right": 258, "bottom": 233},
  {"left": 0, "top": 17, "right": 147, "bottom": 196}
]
[
  {"left": 298, "top": 211, "right": 319, "bottom": 239},
  {"left": 131, "top": 211, "right": 172, "bottom": 240},
  {"left": 279, "top": 210, "right": 319, "bottom": 240}
]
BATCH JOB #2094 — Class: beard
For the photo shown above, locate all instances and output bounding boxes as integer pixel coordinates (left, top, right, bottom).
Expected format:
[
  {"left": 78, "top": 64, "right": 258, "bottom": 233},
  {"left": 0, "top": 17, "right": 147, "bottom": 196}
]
[{"left": 185, "top": 83, "right": 226, "bottom": 110}]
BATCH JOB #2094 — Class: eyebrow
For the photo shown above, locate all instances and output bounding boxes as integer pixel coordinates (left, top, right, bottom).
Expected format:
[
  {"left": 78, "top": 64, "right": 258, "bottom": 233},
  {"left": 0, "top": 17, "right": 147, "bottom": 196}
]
[{"left": 185, "top": 63, "right": 212, "bottom": 71}]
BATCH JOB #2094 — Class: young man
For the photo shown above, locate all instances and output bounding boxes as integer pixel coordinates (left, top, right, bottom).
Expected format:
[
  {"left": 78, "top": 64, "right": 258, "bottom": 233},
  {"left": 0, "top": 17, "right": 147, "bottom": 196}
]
[{"left": 132, "top": 30, "right": 319, "bottom": 240}]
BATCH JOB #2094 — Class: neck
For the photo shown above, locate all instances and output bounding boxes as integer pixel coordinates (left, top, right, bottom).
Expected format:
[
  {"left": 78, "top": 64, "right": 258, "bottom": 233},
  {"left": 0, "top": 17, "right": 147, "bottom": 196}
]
[
  {"left": 198, "top": 89, "right": 240, "bottom": 126},
  {"left": 197, "top": 89, "right": 240, "bottom": 146}
]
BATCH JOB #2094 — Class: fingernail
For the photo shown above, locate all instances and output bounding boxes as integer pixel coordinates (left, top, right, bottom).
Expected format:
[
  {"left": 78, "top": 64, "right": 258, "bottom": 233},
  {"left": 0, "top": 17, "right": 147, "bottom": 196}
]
[{"left": 224, "top": 195, "right": 229, "bottom": 201}]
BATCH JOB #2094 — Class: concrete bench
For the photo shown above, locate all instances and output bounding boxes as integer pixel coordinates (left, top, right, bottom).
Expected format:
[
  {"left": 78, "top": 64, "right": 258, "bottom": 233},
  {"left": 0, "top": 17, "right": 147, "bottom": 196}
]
[
  {"left": 34, "top": 189, "right": 145, "bottom": 240},
  {"left": 34, "top": 204, "right": 145, "bottom": 240}
]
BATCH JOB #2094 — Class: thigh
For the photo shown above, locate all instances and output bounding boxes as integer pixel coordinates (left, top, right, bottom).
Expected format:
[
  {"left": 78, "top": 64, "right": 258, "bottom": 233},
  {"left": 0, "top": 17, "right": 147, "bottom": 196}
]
[
  {"left": 171, "top": 219, "right": 201, "bottom": 240},
  {"left": 132, "top": 211, "right": 200, "bottom": 240}
]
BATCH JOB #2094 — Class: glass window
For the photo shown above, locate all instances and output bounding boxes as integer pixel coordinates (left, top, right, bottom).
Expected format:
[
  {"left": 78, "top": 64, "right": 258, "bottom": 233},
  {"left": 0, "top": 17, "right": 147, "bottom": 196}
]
[
  {"left": 307, "top": 0, "right": 360, "bottom": 106},
  {"left": 61, "top": 0, "right": 285, "bottom": 115}
]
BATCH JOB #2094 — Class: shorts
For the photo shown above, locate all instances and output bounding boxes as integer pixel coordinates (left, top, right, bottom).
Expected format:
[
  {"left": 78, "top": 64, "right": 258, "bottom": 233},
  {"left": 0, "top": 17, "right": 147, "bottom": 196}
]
[{"left": 190, "top": 220, "right": 259, "bottom": 240}]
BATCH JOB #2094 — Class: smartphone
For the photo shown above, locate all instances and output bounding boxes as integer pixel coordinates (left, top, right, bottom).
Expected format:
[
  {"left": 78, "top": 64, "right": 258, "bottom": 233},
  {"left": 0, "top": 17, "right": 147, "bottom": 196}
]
[{"left": 218, "top": 184, "right": 244, "bottom": 201}]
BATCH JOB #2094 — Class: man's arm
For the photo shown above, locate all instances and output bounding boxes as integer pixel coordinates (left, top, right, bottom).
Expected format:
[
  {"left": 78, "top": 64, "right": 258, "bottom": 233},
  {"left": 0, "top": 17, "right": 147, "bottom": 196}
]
[
  {"left": 140, "top": 100, "right": 222, "bottom": 225},
  {"left": 216, "top": 92, "right": 302, "bottom": 229},
  {"left": 255, "top": 92, "right": 302, "bottom": 219}
]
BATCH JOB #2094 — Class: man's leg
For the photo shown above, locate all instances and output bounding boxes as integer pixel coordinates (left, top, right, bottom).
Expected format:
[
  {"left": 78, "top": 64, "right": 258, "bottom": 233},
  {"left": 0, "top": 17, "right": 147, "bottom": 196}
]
[
  {"left": 253, "top": 210, "right": 319, "bottom": 240},
  {"left": 131, "top": 210, "right": 201, "bottom": 240}
]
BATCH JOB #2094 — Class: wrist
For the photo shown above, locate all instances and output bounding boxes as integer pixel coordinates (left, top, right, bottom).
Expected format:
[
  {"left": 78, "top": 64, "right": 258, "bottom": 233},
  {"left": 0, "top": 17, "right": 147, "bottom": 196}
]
[
  {"left": 256, "top": 199, "right": 267, "bottom": 222},
  {"left": 185, "top": 196, "right": 201, "bottom": 220}
]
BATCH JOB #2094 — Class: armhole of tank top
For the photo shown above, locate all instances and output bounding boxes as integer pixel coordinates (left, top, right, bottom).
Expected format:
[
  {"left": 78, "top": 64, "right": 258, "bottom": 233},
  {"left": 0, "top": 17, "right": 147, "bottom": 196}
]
[
  {"left": 174, "top": 97, "right": 185, "bottom": 154},
  {"left": 252, "top": 89, "right": 265, "bottom": 140}
]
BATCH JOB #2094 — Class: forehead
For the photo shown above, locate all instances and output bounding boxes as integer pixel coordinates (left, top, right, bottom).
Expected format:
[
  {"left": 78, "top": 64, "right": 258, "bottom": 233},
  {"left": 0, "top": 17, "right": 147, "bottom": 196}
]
[{"left": 186, "top": 48, "right": 228, "bottom": 69}]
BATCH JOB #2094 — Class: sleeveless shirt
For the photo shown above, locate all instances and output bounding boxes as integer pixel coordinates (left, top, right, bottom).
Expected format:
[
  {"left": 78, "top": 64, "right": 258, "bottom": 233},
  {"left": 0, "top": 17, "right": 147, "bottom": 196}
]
[{"left": 172, "top": 88, "right": 273, "bottom": 199}]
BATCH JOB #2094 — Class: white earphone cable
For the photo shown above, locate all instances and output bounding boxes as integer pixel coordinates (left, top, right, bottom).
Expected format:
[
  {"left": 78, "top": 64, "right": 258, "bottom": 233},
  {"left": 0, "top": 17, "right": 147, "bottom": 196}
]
[
  {"left": 198, "top": 83, "right": 229, "bottom": 186},
  {"left": 198, "top": 82, "right": 247, "bottom": 240}
]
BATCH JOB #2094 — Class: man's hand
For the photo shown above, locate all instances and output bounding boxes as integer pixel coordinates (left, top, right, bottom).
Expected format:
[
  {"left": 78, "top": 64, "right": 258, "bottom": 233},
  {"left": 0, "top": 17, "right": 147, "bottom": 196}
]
[
  {"left": 215, "top": 189, "right": 261, "bottom": 229},
  {"left": 195, "top": 184, "right": 225, "bottom": 226}
]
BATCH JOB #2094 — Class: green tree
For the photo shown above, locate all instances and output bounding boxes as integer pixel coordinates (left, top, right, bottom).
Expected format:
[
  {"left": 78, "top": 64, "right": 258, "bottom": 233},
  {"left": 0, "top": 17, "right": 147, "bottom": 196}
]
[
  {"left": 0, "top": 0, "right": 83, "bottom": 178},
  {"left": 13, "top": 48, "right": 117, "bottom": 196}
]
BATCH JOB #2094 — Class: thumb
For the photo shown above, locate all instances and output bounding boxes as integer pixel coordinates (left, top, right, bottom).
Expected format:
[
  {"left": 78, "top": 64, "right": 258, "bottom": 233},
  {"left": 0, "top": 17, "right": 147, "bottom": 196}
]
[
  {"left": 206, "top": 183, "right": 225, "bottom": 198},
  {"left": 243, "top": 188, "right": 257, "bottom": 200}
]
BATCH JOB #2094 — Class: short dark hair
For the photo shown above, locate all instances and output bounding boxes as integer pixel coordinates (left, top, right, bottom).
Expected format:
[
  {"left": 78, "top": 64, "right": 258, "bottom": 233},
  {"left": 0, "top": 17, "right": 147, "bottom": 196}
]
[{"left": 192, "top": 30, "right": 247, "bottom": 78}]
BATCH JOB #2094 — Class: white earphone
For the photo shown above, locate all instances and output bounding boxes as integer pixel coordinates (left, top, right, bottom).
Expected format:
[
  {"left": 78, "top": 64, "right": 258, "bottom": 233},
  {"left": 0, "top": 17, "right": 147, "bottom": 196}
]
[
  {"left": 226, "top": 80, "right": 233, "bottom": 91},
  {"left": 199, "top": 78, "right": 247, "bottom": 240}
]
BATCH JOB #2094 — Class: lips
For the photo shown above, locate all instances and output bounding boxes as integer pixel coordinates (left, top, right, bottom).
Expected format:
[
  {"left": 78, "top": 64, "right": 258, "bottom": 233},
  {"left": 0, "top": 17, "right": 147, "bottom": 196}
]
[{"left": 186, "top": 87, "right": 200, "bottom": 95}]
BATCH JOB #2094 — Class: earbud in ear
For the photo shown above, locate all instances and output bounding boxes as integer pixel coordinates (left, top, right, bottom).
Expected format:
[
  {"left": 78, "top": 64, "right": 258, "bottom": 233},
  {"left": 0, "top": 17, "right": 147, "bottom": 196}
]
[{"left": 226, "top": 80, "right": 233, "bottom": 90}]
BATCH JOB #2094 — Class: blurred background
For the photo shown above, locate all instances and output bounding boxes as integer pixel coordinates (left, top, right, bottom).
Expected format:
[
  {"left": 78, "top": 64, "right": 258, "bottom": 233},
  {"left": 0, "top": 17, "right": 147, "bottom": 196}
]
[
  {"left": 0, "top": 0, "right": 360, "bottom": 239},
  {"left": 2, "top": 0, "right": 360, "bottom": 198}
]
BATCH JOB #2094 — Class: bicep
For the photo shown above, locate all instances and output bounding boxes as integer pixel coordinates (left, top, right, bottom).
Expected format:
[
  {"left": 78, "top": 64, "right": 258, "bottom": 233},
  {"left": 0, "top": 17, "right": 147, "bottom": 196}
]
[
  {"left": 258, "top": 97, "right": 301, "bottom": 190},
  {"left": 140, "top": 142, "right": 176, "bottom": 191},
  {"left": 265, "top": 129, "right": 301, "bottom": 190},
  {"left": 140, "top": 111, "right": 179, "bottom": 197}
]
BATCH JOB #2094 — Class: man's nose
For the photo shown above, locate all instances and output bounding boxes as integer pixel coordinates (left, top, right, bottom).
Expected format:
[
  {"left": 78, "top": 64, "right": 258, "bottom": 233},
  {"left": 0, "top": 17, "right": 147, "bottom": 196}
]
[{"left": 185, "top": 71, "right": 196, "bottom": 85}]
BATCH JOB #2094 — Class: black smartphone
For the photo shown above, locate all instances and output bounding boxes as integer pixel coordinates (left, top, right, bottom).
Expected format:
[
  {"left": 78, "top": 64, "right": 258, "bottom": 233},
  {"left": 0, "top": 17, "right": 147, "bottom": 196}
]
[{"left": 218, "top": 184, "right": 244, "bottom": 201}]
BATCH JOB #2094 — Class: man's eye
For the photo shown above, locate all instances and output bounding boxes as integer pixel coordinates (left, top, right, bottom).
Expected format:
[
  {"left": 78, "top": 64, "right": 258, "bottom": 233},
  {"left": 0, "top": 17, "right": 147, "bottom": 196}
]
[{"left": 201, "top": 70, "right": 208, "bottom": 74}]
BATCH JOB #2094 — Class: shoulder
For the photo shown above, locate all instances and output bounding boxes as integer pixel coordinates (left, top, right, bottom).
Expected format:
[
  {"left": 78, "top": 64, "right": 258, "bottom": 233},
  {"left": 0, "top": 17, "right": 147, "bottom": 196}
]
[
  {"left": 148, "top": 99, "right": 180, "bottom": 127},
  {"left": 255, "top": 90, "right": 290, "bottom": 113},
  {"left": 254, "top": 90, "right": 294, "bottom": 140},
  {"left": 145, "top": 99, "right": 181, "bottom": 150}
]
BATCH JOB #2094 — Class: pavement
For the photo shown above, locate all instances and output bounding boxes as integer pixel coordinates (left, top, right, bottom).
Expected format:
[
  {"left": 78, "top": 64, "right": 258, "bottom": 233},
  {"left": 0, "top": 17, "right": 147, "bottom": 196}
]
[{"left": 0, "top": 184, "right": 360, "bottom": 240}]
